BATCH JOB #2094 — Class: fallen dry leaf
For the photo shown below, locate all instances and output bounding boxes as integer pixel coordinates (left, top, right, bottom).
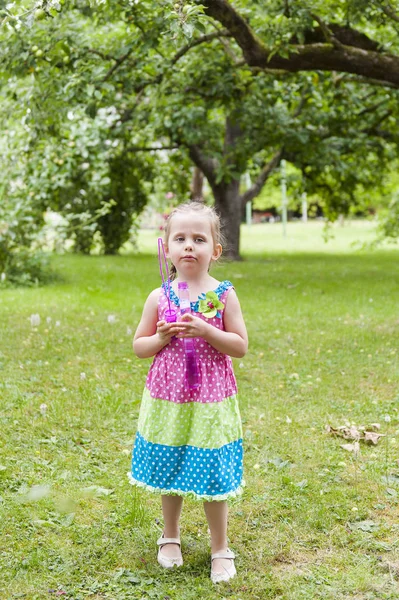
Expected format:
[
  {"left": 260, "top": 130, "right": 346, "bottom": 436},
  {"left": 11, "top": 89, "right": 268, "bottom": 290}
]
[
  {"left": 341, "top": 442, "right": 360, "bottom": 454},
  {"left": 326, "top": 425, "right": 361, "bottom": 440},
  {"left": 364, "top": 431, "right": 385, "bottom": 445},
  {"left": 327, "top": 424, "right": 386, "bottom": 446}
]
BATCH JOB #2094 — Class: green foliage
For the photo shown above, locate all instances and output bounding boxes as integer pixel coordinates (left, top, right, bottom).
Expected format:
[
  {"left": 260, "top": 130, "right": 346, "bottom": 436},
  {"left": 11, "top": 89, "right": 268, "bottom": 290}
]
[
  {"left": 0, "top": 199, "right": 53, "bottom": 287},
  {"left": 376, "top": 169, "right": 399, "bottom": 244},
  {"left": 378, "top": 196, "right": 399, "bottom": 242},
  {"left": 97, "top": 154, "right": 149, "bottom": 254},
  {"left": 1, "top": 0, "right": 399, "bottom": 276}
]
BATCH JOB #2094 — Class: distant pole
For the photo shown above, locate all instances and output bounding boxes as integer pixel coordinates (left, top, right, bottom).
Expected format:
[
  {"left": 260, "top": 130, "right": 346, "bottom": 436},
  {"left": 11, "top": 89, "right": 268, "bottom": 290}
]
[
  {"left": 245, "top": 172, "right": 252, "bottom": 226},
  {"left": 301, "top": 192, "right": 308, "bottom": 223},
  {"left": 246, "top": 201, "right": 252, "bottom": 227},
  {"left": 280, "top": 159, "right": 287, "bottom": 237}
]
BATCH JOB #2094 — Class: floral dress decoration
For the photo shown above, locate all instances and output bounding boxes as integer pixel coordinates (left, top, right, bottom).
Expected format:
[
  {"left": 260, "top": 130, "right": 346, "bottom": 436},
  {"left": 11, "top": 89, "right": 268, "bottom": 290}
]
[{"left": 198, "top": 291, "right": 225, "bottom": 319}]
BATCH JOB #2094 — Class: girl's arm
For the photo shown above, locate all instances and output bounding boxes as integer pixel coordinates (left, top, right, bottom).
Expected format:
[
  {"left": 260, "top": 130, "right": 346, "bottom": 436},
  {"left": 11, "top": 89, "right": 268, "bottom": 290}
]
[
  {"left": 133, "top": 289, "right": 184, "bottom": 359},
  {"left": 179, "top": 290, "right": 248, "bottom": 358}
]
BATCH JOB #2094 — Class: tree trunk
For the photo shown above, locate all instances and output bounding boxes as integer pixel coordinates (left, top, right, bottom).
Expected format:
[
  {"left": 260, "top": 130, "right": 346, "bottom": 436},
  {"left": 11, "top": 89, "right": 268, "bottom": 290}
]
[
  {"left": 190, "top": 167, "right": 204, "bottom": 202},
  {"left": 213, "top": 178, "right": 242, "bottom": 260}
]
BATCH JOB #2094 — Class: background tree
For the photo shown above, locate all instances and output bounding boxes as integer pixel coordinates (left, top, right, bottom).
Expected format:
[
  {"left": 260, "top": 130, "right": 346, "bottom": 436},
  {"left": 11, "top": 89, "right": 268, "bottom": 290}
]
[{"left": 1, "top": 0, "right": 398, "bottom": 266}]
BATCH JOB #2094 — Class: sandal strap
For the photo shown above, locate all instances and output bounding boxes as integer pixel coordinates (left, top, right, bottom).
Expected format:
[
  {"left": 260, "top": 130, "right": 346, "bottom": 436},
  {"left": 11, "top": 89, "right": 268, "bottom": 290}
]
[
  {"left": 157, "top": 536, "right": 181, "bottom": 546},
  {"left": 211, "top": 549, "right": 235, "bottom": 560}
]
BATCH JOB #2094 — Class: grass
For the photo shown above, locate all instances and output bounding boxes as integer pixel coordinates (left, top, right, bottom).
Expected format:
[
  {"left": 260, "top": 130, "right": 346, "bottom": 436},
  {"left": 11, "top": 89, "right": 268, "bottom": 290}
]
[
  {"left": 135, "top": 218, "right": 388, "bottom": 255},
  {"left": 1, "top": 223, "right": 399, "bottom": 599}
]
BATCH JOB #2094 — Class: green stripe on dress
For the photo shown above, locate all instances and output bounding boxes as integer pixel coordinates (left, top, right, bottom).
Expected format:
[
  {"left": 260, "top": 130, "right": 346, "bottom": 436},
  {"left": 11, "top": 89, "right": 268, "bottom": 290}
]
[{"left": 138, "top": 387, "right": 242, "bottom": 449}]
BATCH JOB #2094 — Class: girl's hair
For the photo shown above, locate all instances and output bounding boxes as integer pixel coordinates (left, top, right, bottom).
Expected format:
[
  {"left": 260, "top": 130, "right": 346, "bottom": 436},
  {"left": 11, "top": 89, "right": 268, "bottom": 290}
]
[{"left": 164, "top": 202, "right": 224, "bottom": 280}]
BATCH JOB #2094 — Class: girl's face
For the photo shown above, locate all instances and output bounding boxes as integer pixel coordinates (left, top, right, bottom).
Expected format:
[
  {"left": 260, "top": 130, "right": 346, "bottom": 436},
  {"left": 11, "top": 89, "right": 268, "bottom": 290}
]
[{"left": 166, "top": 212, "right": 222, "bottom": 277}]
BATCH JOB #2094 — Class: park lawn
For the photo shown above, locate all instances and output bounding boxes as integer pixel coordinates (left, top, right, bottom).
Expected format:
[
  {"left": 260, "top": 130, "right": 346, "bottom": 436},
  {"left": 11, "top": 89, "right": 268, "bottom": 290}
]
[
  {"left": 1, "top": 226, "right": 399, "bottom": 599},
  {"left": 135, "top": 218, "right": 384, "bottom": 255}
]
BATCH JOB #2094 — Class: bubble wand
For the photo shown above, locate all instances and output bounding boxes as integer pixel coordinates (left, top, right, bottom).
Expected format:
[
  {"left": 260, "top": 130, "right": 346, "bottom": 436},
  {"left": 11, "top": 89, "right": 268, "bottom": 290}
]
[
  {"left": 157, "top": 237, "right": 177, "bottom": 323},
  {"left": 178, "top": 281, "right": 200, "bottom": 391},
  {"left": 157, "top": 238, "right": 199, "bottom": 390}
]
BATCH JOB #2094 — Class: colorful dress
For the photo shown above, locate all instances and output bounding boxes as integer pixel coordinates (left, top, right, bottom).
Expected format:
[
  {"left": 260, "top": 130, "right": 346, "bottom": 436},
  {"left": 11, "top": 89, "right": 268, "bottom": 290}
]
[{"left": 129, "top": 280, "right": 244, "bottom": 501}]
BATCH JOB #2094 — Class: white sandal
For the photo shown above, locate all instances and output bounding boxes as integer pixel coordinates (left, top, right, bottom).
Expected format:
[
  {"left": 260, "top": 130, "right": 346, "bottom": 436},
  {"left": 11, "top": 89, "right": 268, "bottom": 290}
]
[
  {"left": 211, "top": 548, "right": 236, "bottom": 583},
  {"left": 157, "top": 534, "right": 183, "bottom": 568}
]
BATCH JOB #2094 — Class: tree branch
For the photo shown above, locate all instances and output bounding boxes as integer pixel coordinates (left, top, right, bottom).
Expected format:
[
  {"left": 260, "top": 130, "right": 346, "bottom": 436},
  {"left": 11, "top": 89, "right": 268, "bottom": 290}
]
[
  {"left": 126, "top": 145, "right": 179, "bottom": 152},
  {"left": 116, "top": 32, "right": 234, "bottom": 124},
  {"left": 86, "top": 48, "right": 117, "bottom": 61},
  {"left": 381, "top": 2, "right": 399, "bottom": 24},
  {"left": 365, "top": 109, "right": 393, "bottom": 131},
  {"left": 101, "top": 48, "right": 134, "bottom": 83},
  {"left": 365, "top": 128, "right": 398, "bottom": 142},
  {"left": 235, "top": 60, "right": 287, "bottom": 76},
  {"left": 241, "top": 149, "right": 284, "bottom": 204},
  {"left": 241, "top": 86, "right": 309, "bottom": 205},
  {"left": 310, "top": 13, "right": 344, "bottom": 50},
  {"left": 196, "top": 0, "right": 399, "bottom": 86},
  {"left": 186, "top": 144, "right": 219, "bottom": 187},
  {"left": 195, "top": 0, "right": 268, "bottom": 66},
  {"left": 357, "top": 99, "right": 390, "bottom": 117},
  {"left": 171, "top": 30, "right": 232, "bottom": 65},
  {"left": 343, "top": 76, "right": 399, "bottom": 90},
  {"left": 209, "top": 22, "right": 241, "bottom": 63}
]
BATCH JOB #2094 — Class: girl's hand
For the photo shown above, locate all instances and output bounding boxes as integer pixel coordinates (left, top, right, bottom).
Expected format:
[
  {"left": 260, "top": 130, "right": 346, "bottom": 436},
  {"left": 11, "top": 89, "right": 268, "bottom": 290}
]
[
  {"left": 156, "top": 320, "right": 183, "bottom": 345},
  {"left": 178, "top": 313, "right": 208, "bottom": 338}
]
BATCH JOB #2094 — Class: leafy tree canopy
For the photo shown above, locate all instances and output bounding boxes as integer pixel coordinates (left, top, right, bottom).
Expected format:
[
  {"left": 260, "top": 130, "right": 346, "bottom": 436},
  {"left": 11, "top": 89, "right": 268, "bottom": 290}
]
[{"left": 1, "top": 0, "right": 398, "bottom": 264}]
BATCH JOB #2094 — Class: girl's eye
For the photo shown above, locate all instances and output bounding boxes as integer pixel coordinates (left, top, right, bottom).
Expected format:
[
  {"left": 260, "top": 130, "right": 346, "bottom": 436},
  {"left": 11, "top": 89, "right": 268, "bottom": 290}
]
[
  {"left": 175, "top": 237, "right": 184, "bottom": 242},
  {"left": 196, "top": 238, "right": 204, "bottom": 243}
]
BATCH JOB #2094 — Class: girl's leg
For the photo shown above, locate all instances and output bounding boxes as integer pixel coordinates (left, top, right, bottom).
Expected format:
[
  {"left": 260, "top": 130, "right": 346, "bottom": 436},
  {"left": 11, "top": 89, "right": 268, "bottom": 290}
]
[
  {"left": 204, "top": 501, "right": 232, "bottom": 573},
  {"left": 160, "top": 494, "right": 183, "bottom": 558}
]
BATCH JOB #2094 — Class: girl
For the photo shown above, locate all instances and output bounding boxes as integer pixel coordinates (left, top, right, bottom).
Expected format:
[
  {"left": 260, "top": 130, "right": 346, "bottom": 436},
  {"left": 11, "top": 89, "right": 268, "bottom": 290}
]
[{"left": 129, "top": 202, "right": 248, "bottom": 583}]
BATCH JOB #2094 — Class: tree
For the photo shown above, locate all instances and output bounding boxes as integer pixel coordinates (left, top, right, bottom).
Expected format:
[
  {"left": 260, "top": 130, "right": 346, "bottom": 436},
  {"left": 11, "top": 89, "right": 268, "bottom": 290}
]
[{"left": 1, "top": 0, "right": 399, "bottom": 262}]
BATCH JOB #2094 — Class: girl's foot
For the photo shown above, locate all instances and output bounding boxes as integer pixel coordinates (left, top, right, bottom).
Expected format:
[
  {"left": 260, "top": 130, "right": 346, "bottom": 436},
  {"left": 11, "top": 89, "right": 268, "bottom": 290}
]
[
  {"left": 157, "top": 534, "right": 183, "bottom": 568},
  {"left": 211, "top": 548, "right": 236, "bottom": 583}
]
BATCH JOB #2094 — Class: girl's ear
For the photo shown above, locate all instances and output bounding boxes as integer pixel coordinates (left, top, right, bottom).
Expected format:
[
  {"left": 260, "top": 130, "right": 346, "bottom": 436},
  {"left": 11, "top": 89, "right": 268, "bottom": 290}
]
[{"left": 212, "top": 243, "right": 222, "bottom": 261}]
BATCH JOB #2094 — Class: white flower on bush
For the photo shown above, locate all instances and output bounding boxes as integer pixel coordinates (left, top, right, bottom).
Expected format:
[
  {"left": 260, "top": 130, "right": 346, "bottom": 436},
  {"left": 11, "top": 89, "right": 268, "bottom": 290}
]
[
  {"left": 39, "top": 403, "right": 47, "bottom": 415},
  {"left": 80, "top": 372, "right": 86, "bottom": 381},
  {"left": 55, "top": 320, "right": 61, "bottom": 327},
  {"left": 46, "top": 317, "right": 52, "bottom": 324},
  {"left": 107, "top": 315, "right": 116, "bottom": 324},
  {"left": 1, "top": 273, "right": 5, "bottom": 282},
  {"left": 126, "top": 327, "right": 132, "bottom": 336},
  {"left": 30, "top": 314, "right": 41, "bottom": 327}
]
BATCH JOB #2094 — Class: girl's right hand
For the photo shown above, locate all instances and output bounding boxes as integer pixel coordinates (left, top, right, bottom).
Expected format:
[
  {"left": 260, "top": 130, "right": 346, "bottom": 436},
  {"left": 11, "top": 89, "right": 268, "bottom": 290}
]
[{"left": 156, "top": 320, "right": 183, "bottom": 345}]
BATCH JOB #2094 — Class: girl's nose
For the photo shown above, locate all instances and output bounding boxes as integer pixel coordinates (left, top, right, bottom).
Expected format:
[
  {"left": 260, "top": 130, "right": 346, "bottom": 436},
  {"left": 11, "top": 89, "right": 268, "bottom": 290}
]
[{"left": 184, "top": 239, "right": 193, "bottom": 250}]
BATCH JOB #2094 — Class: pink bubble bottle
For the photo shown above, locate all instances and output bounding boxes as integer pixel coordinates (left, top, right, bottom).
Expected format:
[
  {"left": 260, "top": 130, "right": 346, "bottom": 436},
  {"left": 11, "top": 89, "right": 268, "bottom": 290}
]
[{"left": 178, "top": 282, "right": 200, "bottom": 390}]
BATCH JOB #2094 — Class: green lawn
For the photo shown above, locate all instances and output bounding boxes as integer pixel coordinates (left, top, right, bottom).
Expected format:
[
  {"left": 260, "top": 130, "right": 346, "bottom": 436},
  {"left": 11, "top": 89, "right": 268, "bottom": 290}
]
[
  {"left": 1, "top": 224, "right": 399, "bottom": 599},
  {"left": 135, "top": 219, "right": 386, "bottom": 255}
]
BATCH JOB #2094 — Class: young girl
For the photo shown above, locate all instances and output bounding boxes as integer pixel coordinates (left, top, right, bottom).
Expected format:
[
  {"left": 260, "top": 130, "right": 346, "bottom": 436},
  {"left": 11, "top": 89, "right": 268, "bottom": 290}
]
[{"left": 129, "top": 202, "right": 248, "bottom": 583}]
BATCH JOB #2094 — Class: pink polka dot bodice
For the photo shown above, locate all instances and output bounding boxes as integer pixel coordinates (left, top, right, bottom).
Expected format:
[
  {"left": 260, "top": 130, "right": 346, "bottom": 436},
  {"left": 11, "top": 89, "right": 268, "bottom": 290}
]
[{"left": 146, "top": 283, "right": 237, "bottom": 403}]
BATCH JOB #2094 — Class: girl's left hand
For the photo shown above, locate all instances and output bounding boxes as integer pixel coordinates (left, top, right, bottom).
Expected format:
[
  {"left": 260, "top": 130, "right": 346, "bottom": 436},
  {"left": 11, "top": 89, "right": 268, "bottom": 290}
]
[{"left": 178, "top": 313, "right": 208, "bottom": 338}]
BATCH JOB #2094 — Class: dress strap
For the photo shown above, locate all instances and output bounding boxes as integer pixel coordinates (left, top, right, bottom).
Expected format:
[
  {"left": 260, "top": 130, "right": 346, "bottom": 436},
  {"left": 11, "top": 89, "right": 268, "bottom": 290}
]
[{"left": 163, "top": 280, "right": 233, "bottom": 312}]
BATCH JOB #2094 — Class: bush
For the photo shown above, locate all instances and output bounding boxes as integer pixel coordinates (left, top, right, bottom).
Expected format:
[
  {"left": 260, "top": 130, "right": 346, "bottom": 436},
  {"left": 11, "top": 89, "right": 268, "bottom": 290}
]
[{"left": 0, "top": 200, "right": 54, "bottom": 287}]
